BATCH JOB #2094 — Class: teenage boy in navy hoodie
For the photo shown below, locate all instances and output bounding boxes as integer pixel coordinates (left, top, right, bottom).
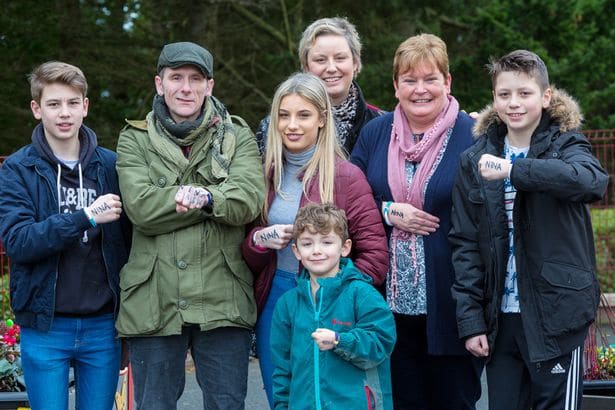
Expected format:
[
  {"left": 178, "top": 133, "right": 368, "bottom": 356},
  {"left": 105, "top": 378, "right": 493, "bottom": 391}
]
[{"left": 0, "top": 61, "right": 130, "bottom": 409}]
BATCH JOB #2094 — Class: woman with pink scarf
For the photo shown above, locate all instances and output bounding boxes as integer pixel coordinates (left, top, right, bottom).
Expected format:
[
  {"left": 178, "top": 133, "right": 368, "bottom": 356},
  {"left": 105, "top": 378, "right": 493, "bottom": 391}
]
[{"left": 350, "top": 34, "right": 483, "bottom": 409}]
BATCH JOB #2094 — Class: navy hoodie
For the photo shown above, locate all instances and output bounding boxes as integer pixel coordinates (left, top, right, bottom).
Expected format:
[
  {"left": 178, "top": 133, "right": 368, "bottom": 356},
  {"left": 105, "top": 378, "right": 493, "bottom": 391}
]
[{"left": 32, "top": 125, "right": 113, "bottom": 316}]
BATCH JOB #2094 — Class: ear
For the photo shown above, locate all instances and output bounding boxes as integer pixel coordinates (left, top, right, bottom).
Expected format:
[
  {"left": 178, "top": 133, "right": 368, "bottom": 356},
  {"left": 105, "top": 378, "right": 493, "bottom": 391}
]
[
  {"left": 340, "top": 239, "right": 352, "bottom": 257},
  {"left": 82, "top": 97, "right": 89, "bottom": 118},
  {"left": 292, "top": 243, "right": 302, "bottom": 261},
  {"left": 205, "top": 78, "right": 215, "bottom": 97},
  {"left": 444, "top": 73, "right": 452, "bottom": 94},
  {"left": 542, "top": 87, "right": 552, "bottom": 108},
  {"left": 154, "top": 75, "right": 164, "bottom": 96},
  {"left": 319, "top": 112, "right": 325, "bottom": 128},
  {"left": 31, "top": 100, "right": 42, "bottom": 120},
  {"left": 393, "top": 79, "right": 400, "bottom": 100}
]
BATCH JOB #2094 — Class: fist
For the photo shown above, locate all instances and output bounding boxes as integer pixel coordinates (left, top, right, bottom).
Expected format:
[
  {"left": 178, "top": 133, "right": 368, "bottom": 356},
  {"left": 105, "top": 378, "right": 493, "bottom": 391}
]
[
  {"left": 253, "top": 224, "right": 294, "bottom": 250},
  {"left": 478, "top": 154, "right": 510, "bottom": 181},
  {"left": 175, "top": 185, "right": 210, "bottom": 213},
  {"left": 86, "top": 194, "right": 122, "bottom": 224}
]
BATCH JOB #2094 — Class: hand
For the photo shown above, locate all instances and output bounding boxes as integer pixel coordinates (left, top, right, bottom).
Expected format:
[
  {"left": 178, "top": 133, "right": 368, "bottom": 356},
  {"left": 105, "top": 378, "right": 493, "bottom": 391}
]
[
  {"left": 465, "top": 334, "right": 489, "bottom": 357},
  {"left": 86, "top": 194, "right": 122, "bottom": 224},
  {"left": 175, "top": 185, "right": 210, "bottom": 213},
  {"left": 311, "top": 328, "right": 337, "bottom": 351},
  {"left": 387, "top": 202, "right": 439, "bottom": 235},
  {"left": 253, "top": 224, "right": 294, "bottom": 250},
  {"left": 478, "top": 154, "right": 510, "bottom": 181}
]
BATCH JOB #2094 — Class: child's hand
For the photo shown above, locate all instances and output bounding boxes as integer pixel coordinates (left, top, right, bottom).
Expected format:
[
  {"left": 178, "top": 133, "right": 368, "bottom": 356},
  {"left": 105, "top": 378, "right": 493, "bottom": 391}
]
[
  {"left": 465, "top": 334, "right": 489, "bottom": 357},
  {"left": 312, "top": 328, "right": 338, "bottom": 351},
  {"left": 175, "top": 185, "right": 211, "bottom": 213},
  {"left": 478, "top": 154, "right": 510, "bottom": 181},
  {"left": 85, "top": 194, "right": 122, "bottom": 224},
  {"left": 253, "top": 224, "right": 294, "bottom": 250}
]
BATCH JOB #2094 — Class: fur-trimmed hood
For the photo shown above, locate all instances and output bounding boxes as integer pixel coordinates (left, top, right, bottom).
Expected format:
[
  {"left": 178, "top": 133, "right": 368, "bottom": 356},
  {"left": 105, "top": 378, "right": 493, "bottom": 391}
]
[{"left": 472, "top": 87, "right": 584, "bottom": 137}]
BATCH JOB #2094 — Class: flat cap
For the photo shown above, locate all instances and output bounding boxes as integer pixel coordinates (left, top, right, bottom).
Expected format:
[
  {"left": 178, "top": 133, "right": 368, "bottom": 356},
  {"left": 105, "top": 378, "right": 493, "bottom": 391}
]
[{"left": 157, "top": 41, "right": 213, "bottom": 78}]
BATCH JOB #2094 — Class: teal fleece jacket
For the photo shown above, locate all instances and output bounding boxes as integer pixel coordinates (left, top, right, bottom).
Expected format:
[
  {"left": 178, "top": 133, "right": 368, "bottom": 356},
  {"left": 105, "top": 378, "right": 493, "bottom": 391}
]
[{"left": 271, "top": 258, "right": 396, "bottom": 410}]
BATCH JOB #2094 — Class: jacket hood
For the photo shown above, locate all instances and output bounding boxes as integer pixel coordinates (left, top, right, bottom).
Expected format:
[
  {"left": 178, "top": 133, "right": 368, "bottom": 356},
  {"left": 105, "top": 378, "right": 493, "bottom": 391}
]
[
  {"left": 32, "top": 123, "right": 98, "bottom": 169},
  {"left": 472, "top": 87, "right": 583, "bottom": 137}
]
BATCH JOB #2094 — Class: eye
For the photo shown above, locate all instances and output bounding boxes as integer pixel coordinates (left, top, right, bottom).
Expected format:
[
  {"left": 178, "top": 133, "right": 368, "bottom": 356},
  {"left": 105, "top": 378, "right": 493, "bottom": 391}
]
[
  {"left": 403, "top": 78, "right": 416, "bottom": 84},
  {"left": 313, "top": 58, "right": 326, "bottom": 64},
  {"left": 278, "top": 112, "right": 289, "bottom": 119},
  {"left": 498, "top": 92, "right": 509, "bottom": 98},
  {"left": 299, "top": 112, "right": 312, "bottom": 118},
  {"left": 70, "top": 101, "right": 81, "bottom": 106},
  {"left": 47, "top": 102, "right": 59, "bottom": 107}
]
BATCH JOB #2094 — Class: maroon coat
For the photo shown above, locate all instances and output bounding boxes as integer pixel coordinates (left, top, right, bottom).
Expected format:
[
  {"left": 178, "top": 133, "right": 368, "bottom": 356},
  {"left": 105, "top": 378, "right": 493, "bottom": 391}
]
[{"left": 242, "top": 159, "right": 388, "bottom": 313}]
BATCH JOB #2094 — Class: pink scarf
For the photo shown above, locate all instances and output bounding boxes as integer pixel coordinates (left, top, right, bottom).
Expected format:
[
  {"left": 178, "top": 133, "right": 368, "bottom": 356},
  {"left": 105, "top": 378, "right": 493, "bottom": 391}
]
[{"left": 386, "top": 95, "right": 459, "bottom": 305}]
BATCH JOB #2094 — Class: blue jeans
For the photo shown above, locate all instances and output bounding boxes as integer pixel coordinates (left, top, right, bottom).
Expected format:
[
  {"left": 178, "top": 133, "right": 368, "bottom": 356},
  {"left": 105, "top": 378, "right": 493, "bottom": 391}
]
[
  {"left": 255, "top": 269, "right": 297, "bottom": 408},
  {"left": 20, "top": 314, "right": 120, "bottom": 410},
  {"left": 128, "top": 325, "right": 250, "bottom": 410}
]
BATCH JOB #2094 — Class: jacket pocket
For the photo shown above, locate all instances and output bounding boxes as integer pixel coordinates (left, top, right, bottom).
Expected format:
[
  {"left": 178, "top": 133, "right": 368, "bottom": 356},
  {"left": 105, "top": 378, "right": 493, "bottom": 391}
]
[
  {"left": 222, "top": 246, "right": 256, "bottom": 326},
  {"left": 117, "top": 254, "right": 162, "bottom": 335},
  {"left": 537, "top": 261, "right": 598, "bottom": 336}
]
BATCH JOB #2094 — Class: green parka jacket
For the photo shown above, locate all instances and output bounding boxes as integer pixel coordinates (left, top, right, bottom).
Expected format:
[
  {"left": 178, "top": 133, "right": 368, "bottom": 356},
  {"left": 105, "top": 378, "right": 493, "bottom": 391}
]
[{"left": 115, "top": 106, "right": 265, "bottom": 337}]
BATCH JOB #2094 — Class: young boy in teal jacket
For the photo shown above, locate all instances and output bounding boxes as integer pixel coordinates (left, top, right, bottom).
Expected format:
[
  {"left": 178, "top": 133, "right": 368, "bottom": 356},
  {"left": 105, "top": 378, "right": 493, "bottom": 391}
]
[{"left": 271, "top": 203, "right": 396, "bottom": 410}]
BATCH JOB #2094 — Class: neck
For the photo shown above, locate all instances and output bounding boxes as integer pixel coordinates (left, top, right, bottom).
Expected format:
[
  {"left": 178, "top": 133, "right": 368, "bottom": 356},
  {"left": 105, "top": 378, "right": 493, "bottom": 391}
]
[
  {"left": 47, "top": 136, "right": 80, "bottom": 160},
  {"left": 310, "top": 277, "right": 320, "bottom": 301},
  {"left": 506, "top": 131, "right": 531, "bottom": 148}
]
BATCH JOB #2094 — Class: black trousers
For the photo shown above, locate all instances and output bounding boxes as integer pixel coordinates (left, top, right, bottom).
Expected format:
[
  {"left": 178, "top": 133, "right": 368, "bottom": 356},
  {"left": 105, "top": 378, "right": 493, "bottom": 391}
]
[
  {"left": 391, "top": 314, "right": 484, "bottom": 410},
  {"left": 487, "top": 313, "right": 583, "bottom": 410}
]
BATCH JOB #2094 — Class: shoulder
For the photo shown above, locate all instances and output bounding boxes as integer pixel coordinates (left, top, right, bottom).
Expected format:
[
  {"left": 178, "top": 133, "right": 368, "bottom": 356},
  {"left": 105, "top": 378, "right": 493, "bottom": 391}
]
[
  {"left": 362, "top": 112, "right": 393, "bottom": 133},
  {"left": 1, "top": 145, "right": 39, "bottom": 170},
  {"left": 95, "top": 146, "right": 117, "bottom": 161},
  {"left": 123, "top": 118, "right": 148, "bottom": 131}
]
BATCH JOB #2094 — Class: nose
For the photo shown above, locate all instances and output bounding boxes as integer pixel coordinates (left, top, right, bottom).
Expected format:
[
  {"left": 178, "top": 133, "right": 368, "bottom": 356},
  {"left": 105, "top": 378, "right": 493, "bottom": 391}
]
[
  {"left": 415, "top": 80, "right": 426, "bottom": 93},
  {"left": 59, "top": 102, "right": 70, "bottom": 117},
  {"left": 509, "top": 93, "right": 521, "bottom": 107},
  {"left": 180, "top": 77, "right": 192, "bottom": 93},
  {"left": 287, "top": 114, "right": 298, "bottom": 129},
  {"left": 325, "top": 58, "right": 337, "bottom": 72}
]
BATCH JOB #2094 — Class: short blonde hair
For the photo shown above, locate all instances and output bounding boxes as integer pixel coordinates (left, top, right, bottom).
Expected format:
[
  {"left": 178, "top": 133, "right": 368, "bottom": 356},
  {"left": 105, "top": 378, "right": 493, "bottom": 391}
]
[
  {"left": 263, "top": 72, "right": 346, "bottom": 222},
  {"left": 29, "top": 61, "right": 88, "bottom": 103},
  {"left": 393, "top": 33, "right": 449, "bottom": 80},
  {"left": 298, "top": 17, "right": 362, "bottom": 74}
]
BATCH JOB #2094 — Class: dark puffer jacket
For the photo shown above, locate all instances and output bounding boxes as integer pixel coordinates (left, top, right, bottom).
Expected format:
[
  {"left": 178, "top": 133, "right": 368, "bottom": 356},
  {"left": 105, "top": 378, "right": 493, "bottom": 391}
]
[{"left": 450, "top": 88, "right": 609, "bottom": 362}]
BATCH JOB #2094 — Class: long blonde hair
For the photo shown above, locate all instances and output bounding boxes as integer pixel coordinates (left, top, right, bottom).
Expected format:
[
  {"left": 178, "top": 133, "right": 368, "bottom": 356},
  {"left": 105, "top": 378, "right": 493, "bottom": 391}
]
[{"left": 263, "top": 72, "right": 345, "bottom": 222}]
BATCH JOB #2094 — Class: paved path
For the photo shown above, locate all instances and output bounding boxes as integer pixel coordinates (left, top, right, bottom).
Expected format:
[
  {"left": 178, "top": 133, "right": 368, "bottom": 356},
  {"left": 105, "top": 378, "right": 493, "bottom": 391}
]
[{"left": 178, "top": 356, "right": 488, "bottom": 409}]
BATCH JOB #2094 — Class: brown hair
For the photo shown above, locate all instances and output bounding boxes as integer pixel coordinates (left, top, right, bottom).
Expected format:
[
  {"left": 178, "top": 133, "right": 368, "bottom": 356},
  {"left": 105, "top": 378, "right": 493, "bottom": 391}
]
[
  {"left": 293, "top": 203, "right": 349, "bottom": 242},
  {"left": 488, "top": 49, "right": 550, "bottom": 91},
  {"left": 393, "top": 33, "right": 449, "bottom": 80},
  {"left": 28, "top": 61, "right": 88, "bottom": 103}
]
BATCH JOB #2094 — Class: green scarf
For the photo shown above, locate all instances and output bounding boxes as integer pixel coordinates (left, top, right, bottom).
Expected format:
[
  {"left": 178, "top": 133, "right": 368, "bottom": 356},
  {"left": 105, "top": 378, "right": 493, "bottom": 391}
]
[{"left": 153, "top": 95, "right": 236, "bottom": 181}]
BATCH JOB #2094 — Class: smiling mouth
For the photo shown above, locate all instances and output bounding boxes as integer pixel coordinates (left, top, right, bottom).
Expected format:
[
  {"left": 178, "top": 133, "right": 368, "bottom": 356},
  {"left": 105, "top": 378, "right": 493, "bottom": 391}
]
[
  {"left": 323, "top": 77, "right": 342, "bottom": 83},
  {"left": 412, "top": 99, "right": 432, "bottom": 103},
  {"left": 508, "top": 113, "right": 525, "bottom": 118}
]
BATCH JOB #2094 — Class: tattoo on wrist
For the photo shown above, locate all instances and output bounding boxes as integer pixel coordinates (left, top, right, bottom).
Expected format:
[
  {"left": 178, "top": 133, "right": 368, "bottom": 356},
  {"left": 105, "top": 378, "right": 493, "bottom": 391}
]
[{"left": 391, "top": 209, "right": 404, "bottom": 218}]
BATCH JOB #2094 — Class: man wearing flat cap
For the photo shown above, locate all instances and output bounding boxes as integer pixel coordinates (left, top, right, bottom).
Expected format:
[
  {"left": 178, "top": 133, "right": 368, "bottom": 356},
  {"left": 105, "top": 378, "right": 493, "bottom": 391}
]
[{"left": 115, "top": 41, "right": 265, "bottom": 409}]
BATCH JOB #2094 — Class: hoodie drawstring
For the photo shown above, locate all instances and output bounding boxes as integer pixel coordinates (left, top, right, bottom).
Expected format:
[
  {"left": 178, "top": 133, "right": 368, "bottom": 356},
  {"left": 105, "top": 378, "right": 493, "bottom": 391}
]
[
  {"left": 57, "top": 162, "right": 88, "bottom": 242},
  {"left": 78, "top": 163, "right": 88, "bottom": 243}
]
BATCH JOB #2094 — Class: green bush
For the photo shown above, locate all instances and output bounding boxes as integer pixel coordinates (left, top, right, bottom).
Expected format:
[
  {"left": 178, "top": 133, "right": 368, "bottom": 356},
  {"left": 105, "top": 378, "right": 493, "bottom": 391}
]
[{"left": 591, "top": 207, "right": 615, "bottom": 293}]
